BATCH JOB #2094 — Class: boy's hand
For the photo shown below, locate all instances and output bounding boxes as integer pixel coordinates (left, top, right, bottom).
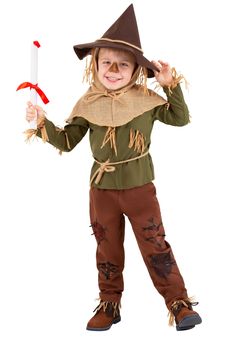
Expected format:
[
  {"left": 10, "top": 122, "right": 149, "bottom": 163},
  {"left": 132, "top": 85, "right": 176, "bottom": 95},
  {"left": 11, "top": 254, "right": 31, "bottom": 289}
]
[
  {"left": 26, "top": 101, "right": 45, "bottom": 122},
  {"left": 152, "top": 60, "right": 173, "bottom": 87}
]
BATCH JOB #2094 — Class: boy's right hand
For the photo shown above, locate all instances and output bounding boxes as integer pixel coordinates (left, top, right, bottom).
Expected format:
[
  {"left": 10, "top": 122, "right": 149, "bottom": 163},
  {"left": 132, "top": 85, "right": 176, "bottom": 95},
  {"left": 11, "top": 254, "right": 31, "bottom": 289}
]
[{"left": 26, "top": 101, "right": 45, "bottom": 123}]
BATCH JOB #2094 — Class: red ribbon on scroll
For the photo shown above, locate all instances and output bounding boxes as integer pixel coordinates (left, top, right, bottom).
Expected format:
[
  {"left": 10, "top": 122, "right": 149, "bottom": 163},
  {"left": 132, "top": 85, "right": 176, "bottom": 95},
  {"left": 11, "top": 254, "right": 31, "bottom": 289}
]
[{"left": 16, "top": 82, "right": 49, "bottom": 104}]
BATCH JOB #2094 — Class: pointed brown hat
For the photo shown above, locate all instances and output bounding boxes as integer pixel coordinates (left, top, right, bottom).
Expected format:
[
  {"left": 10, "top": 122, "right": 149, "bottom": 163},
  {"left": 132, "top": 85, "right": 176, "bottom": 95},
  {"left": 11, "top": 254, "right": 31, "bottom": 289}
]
[{"left": 73, "top": 4, "right": 158, "bottom": 77}]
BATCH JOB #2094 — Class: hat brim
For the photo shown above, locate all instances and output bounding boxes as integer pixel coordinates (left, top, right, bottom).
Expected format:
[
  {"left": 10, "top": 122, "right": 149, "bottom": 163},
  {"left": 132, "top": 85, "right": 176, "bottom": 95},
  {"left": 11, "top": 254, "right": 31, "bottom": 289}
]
[{"left": 73, "top": 41, "right": 158, "bottom": 78}]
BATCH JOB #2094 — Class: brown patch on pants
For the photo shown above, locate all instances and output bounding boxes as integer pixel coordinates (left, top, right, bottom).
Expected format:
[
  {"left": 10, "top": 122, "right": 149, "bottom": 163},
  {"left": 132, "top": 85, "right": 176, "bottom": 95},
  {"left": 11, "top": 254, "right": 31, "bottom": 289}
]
[{"left": 89, "top": 182, "right": 188, "bottom": 308}]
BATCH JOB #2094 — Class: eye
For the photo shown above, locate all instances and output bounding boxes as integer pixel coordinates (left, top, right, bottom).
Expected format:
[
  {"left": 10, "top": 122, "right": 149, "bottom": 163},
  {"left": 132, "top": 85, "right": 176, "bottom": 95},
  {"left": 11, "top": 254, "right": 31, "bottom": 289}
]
[
  {"left": 102, "top": 61, "right": 111, "bottom": 65},
  {"left": 120, "top": 63, "right": 129, "bottom": 67}
]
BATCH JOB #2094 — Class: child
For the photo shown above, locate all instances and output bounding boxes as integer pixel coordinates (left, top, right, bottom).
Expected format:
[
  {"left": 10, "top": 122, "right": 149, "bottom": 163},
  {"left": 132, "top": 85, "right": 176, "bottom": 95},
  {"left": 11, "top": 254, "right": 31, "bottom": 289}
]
[{"left": 25, "top": 4, "right": 202, "bottom": 332}]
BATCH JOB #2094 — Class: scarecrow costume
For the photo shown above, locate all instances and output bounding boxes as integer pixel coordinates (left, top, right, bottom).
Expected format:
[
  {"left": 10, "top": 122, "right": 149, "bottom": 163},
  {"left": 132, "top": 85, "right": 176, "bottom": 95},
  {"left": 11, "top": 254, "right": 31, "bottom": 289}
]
[{"left": 32, "top": 4, "right": 202, "bottom": 332}]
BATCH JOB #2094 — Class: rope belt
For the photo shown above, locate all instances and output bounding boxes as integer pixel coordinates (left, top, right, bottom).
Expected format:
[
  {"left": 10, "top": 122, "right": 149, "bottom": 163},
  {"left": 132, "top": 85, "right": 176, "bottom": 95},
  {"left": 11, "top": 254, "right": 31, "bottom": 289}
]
[{"left": 90, "top": 150, "right": 149, "bottom": 185}]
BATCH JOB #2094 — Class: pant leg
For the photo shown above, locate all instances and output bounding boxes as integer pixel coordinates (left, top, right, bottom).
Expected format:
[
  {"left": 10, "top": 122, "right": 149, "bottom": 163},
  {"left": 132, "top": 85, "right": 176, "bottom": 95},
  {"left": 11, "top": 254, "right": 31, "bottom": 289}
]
[
  {"left": 120, "top": 182, "right": 188, "bottom": 309},
  {"left": 89, "top": 187, "right": 125, "bottom": 303}
]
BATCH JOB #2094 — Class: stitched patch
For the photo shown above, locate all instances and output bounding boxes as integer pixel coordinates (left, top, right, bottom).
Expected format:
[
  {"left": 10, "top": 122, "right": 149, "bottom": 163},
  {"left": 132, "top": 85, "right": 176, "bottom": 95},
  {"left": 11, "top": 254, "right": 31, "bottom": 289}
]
[
  {"left": 149, "top": 252, "right": 175, "bottom": 278},
  {"left": 142, "top": 217, "right": 165, "bottom": 247},
  {"left": 98, "top": 261, "right": 119, "bottom": 280},
  {"left": 90, "top": 221, "right": 106, "bottom": 244}
]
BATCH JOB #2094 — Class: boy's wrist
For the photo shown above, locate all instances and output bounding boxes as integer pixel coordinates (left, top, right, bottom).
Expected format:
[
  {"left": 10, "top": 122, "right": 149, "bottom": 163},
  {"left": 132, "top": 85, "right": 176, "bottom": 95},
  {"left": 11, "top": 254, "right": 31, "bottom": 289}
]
[{"left": 163, "top": 68, "right": 187, "bottom": 94}]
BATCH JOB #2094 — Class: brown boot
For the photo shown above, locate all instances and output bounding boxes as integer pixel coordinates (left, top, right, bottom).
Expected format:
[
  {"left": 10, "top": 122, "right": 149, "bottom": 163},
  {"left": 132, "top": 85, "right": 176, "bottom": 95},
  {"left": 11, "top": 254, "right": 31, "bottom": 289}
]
[
  {"left": 86, "top": 301, "right": 121, "bottom": 331},
  {"left": 168, "top": 299, "right": 202, "bottom": 331}
]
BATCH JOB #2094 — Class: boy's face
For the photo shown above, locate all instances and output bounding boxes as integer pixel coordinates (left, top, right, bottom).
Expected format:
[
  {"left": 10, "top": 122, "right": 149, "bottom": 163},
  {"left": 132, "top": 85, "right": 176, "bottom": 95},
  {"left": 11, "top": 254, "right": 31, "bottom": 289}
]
[{"left": 97, "top": 48, "right": 136, "bottom": 90}]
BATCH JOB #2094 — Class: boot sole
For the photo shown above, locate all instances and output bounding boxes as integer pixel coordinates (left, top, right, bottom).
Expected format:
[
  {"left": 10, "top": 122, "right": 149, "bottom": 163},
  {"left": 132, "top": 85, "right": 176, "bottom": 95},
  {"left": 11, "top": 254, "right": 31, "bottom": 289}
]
[
  {"left": 176, "top": 314, "right": 202, "bottom": 331},
  {"left": 86, "top": 316, "right": 121, "bottom": 331}
]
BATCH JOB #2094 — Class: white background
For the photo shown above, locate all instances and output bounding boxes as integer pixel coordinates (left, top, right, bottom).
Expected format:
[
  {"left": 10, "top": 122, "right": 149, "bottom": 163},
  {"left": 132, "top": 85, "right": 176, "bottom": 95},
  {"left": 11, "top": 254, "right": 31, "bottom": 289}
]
[{"left": 0, "top": 0, "right": 235, "bottom": 336}]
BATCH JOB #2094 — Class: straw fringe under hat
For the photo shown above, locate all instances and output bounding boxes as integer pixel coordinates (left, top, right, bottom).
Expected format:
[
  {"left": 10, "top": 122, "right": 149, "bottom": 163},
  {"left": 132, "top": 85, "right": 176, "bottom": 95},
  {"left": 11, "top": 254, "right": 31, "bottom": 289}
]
[{"left": 73, "top": 4, "right": 158, "bottom": 78}]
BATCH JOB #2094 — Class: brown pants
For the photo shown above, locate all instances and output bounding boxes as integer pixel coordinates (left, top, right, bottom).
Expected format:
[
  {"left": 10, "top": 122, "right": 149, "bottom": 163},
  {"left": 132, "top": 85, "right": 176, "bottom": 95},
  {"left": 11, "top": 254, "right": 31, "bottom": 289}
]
[{"left": 89, "top": 182, "right": 188, "bottom": 309}]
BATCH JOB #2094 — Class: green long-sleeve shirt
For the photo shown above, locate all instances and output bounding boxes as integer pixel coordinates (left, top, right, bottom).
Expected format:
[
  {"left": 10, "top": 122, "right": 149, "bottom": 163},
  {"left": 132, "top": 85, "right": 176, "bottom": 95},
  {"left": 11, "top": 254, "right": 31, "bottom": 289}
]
[{"left": 38, "top": 84, "right": 190, "bottom": 189}]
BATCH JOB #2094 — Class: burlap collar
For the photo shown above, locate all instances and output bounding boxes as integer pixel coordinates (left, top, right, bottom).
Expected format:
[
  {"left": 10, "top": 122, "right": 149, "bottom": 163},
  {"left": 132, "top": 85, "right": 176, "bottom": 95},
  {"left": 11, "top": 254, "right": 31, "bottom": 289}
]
[{"left": 67, "top": 68, "right": 166, "bottom": 127}]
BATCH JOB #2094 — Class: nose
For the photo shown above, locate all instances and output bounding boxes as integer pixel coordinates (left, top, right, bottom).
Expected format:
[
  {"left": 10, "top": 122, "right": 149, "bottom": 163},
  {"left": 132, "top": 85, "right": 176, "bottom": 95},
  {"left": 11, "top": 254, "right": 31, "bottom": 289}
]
[{"left": 108, "top": 62, "right": 119, "bottom": 73}]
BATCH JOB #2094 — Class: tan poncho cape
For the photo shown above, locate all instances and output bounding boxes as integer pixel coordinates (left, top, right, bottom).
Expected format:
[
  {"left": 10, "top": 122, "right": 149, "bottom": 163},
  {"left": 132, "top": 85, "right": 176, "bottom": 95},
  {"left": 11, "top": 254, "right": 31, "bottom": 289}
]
[{"left": 67, "top": 68, "right": 166, "bottom": 127}]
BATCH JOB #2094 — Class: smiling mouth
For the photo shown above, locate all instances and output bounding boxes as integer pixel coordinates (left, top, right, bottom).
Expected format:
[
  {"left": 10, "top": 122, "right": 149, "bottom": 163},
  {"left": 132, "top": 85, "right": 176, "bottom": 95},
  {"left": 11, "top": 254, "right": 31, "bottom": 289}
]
[{"left": 105, "top": 76, "right": 122, "bottom": 82}]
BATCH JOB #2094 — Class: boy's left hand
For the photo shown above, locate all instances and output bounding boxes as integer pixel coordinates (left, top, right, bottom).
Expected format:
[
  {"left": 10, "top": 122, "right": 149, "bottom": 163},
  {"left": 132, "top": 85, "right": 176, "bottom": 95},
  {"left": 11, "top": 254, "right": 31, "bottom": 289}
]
[{"left": 152, "top": 60, "right": 173, "bottom": 87}]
